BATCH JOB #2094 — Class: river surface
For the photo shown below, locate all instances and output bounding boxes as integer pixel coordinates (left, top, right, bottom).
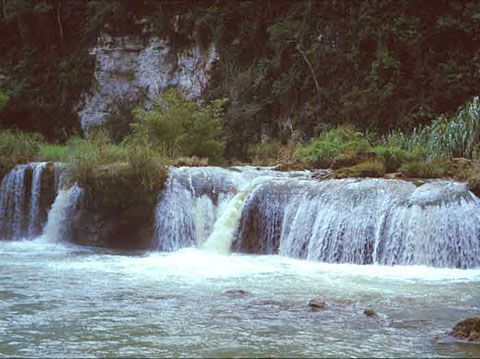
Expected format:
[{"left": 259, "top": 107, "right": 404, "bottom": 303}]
[{"left": 1, "top": 238, "right": 480, "bottom": 358}]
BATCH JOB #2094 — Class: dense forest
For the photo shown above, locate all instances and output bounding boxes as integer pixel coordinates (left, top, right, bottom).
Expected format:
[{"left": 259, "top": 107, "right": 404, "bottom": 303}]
[{"left": 0, "top": 0, "right": 479, "bottom": 160}]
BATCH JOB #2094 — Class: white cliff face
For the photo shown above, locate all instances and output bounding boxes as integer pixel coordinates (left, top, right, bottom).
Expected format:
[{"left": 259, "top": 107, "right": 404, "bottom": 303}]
[{"left": 78, "top": 33, "right": 218, "bottom": 130}]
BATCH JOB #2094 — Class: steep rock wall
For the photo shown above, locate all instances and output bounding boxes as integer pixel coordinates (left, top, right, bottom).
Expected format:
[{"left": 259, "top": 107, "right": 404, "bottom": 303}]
[{"left": 78, "top": 33, "right": 217, "bottom": 130}]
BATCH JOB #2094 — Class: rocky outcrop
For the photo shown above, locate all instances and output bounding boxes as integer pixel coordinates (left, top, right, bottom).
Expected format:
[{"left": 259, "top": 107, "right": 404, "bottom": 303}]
[
  {"left": 450, "top": 317, "right": 480, "bottom": 342},
  {"left": 468, "top": 161, "right": 480, "bottom": 197},
  {"left": 309, "top": 297, "right": 328, "bottom": 311},
  {"left": 78, "top": 33, "right": 218, "bottom": 131},
  {"left": 70, "top": 166, "right": 165, "bottom": 249}
]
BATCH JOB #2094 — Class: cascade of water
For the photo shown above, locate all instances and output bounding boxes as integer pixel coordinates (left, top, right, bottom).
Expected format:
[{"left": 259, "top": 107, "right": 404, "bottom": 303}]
[
  {"left": 233, "top": 178, "right": 480, "bottom": 268},
  {"left": 202, "top": 177, "right": 270, "bottom": 254},
  {"left": 154, "top": 166, "right": 311, "bottom": 252},
  {"left": 42, "top": 184, "right": 83, "bottom": 243},
  {"left": 0, "top": 164, "right": 30, "bottom": 239},
  {"left": 0, "top": 162, "right": 61, "bottom": 240},
  {"left": 154, "top": 167, "right": 240, "bottom": 251},
  {"left": 27, "top": 162, "right": 48, "bottom": 237},
  {"left": 377, "top": 181, "right": 480, "bottom": 268}
]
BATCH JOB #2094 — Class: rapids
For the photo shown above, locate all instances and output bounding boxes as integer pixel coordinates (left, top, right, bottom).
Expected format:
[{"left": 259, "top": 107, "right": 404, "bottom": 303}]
[
  {"left": 1, "top": 164, "right": 480, "bottom": 357},
  {"left": 0, "top": 242, "right": 479, "bottom": 357}
]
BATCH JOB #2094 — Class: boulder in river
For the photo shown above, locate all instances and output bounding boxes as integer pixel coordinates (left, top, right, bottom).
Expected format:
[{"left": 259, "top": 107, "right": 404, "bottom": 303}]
[
  {"left": 309, "top": 297, "right": 328, "bottom": 311},
  {"left": 223, "top": 289, "right": 250, "bottom": 296},
  {"left": 450, "top": 317, "right": 480, "bottom": 342},
  {"left": 364, "top": 309, "right": 377, "bottom": 317}
]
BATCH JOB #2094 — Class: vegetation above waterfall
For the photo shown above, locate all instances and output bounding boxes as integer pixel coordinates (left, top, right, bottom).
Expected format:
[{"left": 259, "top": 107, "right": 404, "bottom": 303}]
[{"left": 0, "top": 0, "right": 480, "bottom": 180}]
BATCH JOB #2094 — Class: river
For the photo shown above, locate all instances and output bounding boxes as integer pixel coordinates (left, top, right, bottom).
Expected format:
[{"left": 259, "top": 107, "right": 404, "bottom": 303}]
[{"left": 1, "top": 238, "right": 479, "bottom": 358}]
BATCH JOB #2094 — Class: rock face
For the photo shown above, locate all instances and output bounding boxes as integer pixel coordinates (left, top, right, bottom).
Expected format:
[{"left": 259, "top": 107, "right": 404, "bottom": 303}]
[
  {"left": 468, "top": 161, "right": 480, "bottom": 197},
  {"left": 78, "top": 33, "right": 218, "bottom": 131},
  {"left": 223, "top": 289, "right": 250, "bottom": 296},
  {"left": 70, "top": 169, "right": 163, "bottom": 249},
  {"left": 451, "top": 317, "right": 480, "bottom": 342},
  {"left": 309, "top": 297, "right": 328, "bottom": 311}
]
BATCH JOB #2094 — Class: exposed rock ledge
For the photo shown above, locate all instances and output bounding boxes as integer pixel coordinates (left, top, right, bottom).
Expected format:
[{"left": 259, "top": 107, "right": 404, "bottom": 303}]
[{"left": 78, "top": 33, "right": 217, "bottom": 131}]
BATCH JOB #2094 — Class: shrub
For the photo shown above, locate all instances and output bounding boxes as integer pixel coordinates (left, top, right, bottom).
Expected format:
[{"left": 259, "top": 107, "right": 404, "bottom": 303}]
[
  {"left": 37, "top": 144, "right": 70, "bottom": 162},
  {"left": 130, "top": 88, "right": 227, "bottom": 163},
  {"left": 385, "top": 97, "right": 480, "bottom": 159},
  {"left": 0, "top": 92, "right": 9, "bottom": 109},
  {"left": 334, "top": 159, "right": 386, "bottom": 178},
  {"left": 373, "top": 145, "right": 423, "bottom": 173},
  {"left": 247, "top": 141, "right": 281, "bottom": 166},
  {"left": 0, "top": 129, "right": 44, "bottom": 171},
  {"left": 296, "top": 125, "right": 371, "bottom": 168},
  {"left": 172, "top": 156, "right": 209, "bottom": 167},
  {"left": 399, "top": 159, "right": 452, "bottom": 178},
  {"left": 0, "top": 129, "right": 43, "bottom": 158}
]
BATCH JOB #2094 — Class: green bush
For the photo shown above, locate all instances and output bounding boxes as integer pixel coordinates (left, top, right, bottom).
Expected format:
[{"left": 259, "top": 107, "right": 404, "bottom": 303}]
[
  {"left": 0, "top": 129, "right": 44, "bottom": 158},
  {"left": 399, "top": 160, "right": 452, "bottom": 178},
  {"left": 334, "top": 159, "right": 386, "bottom": 178},
  {"left": 247, "top": 141, "right": 281, "bottom": 165},
  {"left": 37, "top": 144, "right": 70, "bottom": 162},
  {"left": 385, "top": 97, "right": 480, "bottom": 159},
  {"left": 373, "top": 145, "right": 423, "bottom": 173},
  {"left": 296, "top": 125, "right": 371, "bottom": 168},
  {"left": 130, "top": 88, "right": 227, "bottom": 163},
  {"left": 0, "top": 129, "right": 44, "bottom": 171},
  {"left": 0, "top": 92, "right": 9, "bottom": 109}
]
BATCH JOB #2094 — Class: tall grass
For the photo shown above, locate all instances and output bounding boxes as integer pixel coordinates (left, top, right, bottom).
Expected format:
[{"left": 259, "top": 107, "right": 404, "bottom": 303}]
[
  {"left": 385, "top": 97, "right": 480, "bottom": 159},
  {"left": 0, "top": 129, "right": 44, "bottom": 171},
  {"left": 296, "top": 125, "right": 372, "bottom": 167}
]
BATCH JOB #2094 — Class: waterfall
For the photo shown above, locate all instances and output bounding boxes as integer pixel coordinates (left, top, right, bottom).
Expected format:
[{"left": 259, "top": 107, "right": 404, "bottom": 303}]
[
  {"left": 154, "top": 166, "right": 311, "bottom": 252},
  {"left": 42, "top": 184, "right": 83, "bottom": 243},
  {"left": 154, "top": 167, "right": 240, "bottom": 251},
  {"left": 202, "top": 177, "right": 270, "bottom": 253},
  {"left": 233, "top": 178, "right": 480, "bottom": 268},
  {"left": 2, "top": 162, "right": 479, "bottom": 268},
  {"left": 27, "top": 162, "right": 48, "bottom": 237},
  {"left": 0, "top": 164, "right": 30, "bottom": 239},
  {"left": 0, "top": 162, "right": 63, "bottom": 240},
  {"left": 154, "top": 167, "right": 480, "bottom": 268}
]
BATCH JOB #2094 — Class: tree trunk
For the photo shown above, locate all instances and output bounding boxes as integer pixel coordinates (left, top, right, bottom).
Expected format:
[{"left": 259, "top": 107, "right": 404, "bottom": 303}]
[
  {"left": 56, "top": 0, "right": 64, "bottom": 41},
  {"left": 296, "top": 44, "right": 321, "bottom": 94}
]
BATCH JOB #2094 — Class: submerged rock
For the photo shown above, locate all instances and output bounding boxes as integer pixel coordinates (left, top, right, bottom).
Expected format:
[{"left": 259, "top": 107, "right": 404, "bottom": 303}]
[
  {"left": 450, "top": 317, "right": 480, "bottom": 342},
  {"left": 223, "top": 289, "right": 250, "bottom": 296},
  {"left": 364, "top": 309, "right": 377, "bottom": 317},
  {"left": 309, "top": 297, "right": 328, "bottom": 311}
]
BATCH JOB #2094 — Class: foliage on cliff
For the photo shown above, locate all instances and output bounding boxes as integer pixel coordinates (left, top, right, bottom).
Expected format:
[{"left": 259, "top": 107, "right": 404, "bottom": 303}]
[
  {"left": 129, "top": 88, "right": 227, "bottom": 163},
  {"left": 196, "top": 0, "right": 480, "bottom": 157},
  {"left": 0, "top": 0, "right": 479, "bottom": 160}
]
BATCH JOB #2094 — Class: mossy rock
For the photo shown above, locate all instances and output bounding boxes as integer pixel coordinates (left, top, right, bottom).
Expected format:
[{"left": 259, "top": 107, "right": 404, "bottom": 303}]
[
  {"left": 331, "top": 150, "right": 377, "bottom": 169},
  {"left": 69, "top": 162, "right": 168, "bottom": 250},
  {"left": 452, "top": 158, "right": 473, "bottom": 180},
  {"left": 333, "top": 159, "right": 386, "bottom": 178},
  {"left": 399, "top": 160, "right": 453, "bottom": 178},
  {"left": 450, "top": 317, "right": 480, "bottom": 342}
]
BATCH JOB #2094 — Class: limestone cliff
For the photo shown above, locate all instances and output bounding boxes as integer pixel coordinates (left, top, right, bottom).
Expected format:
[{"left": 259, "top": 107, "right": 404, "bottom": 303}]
[{"left": 78, "top": 33, "right": 217, "bottom": 131}]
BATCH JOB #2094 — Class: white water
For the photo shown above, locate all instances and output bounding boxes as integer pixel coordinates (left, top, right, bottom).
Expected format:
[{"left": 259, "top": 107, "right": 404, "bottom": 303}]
[
  {"left": 202, "top": 177, "right": 271, "bottom": 253},
  {"left": 0, "top": 242, "right": 479, "bottom": 358},
  {"left": 0, "top": 164, "right": 29, "bottom": 238},
  {"left": 153, "top": 167, "right": 480, "bottom": 268},
  {"left": 154, "top": 166, "right": 310, "bottom": 252},
  {"left": 41, "top": 184, "right": 83, "bottom": 243},
  {"left": 27, "top": 162, "right": 48, "bottom": 237},
  {"left": 1, "top": 164, "right": 480, "bottom": 357}
]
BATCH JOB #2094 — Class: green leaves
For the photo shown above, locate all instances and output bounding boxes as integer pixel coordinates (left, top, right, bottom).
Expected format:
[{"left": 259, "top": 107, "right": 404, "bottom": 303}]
[{"left": 130, "top": 88, "right": 227, "bottom": 163}]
